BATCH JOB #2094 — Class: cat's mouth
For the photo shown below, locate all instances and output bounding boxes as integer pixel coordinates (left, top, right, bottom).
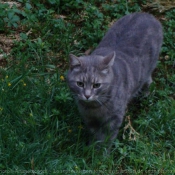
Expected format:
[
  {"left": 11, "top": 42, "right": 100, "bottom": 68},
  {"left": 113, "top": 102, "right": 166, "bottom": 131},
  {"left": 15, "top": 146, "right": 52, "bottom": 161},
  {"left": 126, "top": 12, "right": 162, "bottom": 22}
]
[
  {"left": 80, "top": 98, "right": 94, "bottom": 103},
  {"left": 78, "top": 95, "right": 94, "bottom": 102},
  {"left": 77, "top": 95, "right": 101, "bottom": 107},
  {"left": 79, "top": 98, "right": 101, "bottom": 107},
  {"left": 80, "top": 101, "right": 100, "bottom": 107}
]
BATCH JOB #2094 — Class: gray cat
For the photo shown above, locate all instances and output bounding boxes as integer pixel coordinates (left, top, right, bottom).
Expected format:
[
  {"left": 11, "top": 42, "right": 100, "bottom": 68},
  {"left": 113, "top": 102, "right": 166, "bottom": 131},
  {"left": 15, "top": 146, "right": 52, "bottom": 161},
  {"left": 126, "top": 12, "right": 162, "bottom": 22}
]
[{"left": 67, "top": 12, "right": 163, "bottom": 147}]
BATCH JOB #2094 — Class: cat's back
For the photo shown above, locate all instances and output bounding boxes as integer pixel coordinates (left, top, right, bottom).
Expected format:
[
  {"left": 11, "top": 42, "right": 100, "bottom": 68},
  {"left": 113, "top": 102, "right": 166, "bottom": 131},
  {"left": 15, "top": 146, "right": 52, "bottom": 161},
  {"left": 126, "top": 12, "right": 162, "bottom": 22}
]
[
  {"left": 115, "top": 12, "right": 162, "bottom": 41},
  {"left": 113, "top": 12, "right": 162, "bottom": 33},
  {"left": 96, "top": 12, "right": 163, "bottom": 50}
]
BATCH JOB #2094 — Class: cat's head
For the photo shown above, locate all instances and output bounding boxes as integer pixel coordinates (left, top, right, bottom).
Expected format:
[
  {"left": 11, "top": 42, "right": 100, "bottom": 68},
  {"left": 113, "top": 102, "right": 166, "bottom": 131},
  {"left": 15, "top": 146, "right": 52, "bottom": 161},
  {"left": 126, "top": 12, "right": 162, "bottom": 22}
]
[{"left": 67, "top": 52, "right": 115, "bottom": 106}]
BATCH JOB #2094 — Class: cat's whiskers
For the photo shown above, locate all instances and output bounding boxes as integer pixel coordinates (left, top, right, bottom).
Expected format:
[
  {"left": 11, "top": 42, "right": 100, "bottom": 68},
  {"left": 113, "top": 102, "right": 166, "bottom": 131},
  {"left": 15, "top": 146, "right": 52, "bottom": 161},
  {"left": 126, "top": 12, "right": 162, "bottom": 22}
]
[
  {"left": 95, "top": 98, "right": 103, "bottom": 106},
  {"left": 94, "top": 97, "right": 111, "bottom": 111},
  {"left": 95, "top": 99, "right": 110, "bottom": 111}
]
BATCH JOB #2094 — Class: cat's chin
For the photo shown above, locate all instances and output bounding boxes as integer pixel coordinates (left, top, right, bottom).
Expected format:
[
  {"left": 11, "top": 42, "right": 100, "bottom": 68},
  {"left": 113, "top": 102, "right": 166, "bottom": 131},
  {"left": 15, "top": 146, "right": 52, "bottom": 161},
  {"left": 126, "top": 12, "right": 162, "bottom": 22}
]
[
  {"left": 82, "top": 99, "right": 92, "bottom": 103},
  {"left": 79, "top": 99, "right": 101, "bottom": 108}
]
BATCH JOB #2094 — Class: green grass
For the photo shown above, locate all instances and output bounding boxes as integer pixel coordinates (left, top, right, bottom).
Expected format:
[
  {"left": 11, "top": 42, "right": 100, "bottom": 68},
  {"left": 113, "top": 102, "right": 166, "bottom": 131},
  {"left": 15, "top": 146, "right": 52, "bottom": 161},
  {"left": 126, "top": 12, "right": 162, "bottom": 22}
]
[{"left": 0, "top": 1, "right": 175, "bottom": 174}]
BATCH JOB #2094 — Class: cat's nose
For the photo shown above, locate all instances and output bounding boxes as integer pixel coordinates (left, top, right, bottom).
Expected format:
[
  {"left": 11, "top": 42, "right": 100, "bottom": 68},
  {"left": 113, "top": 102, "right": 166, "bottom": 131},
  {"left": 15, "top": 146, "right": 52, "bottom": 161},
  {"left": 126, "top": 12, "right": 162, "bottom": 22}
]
[
  {"left": 85, "top": 94, "right": 91, "bottom": 99},
  {"left": 84, "top": 89, "right": 91, "bottom": 99}
]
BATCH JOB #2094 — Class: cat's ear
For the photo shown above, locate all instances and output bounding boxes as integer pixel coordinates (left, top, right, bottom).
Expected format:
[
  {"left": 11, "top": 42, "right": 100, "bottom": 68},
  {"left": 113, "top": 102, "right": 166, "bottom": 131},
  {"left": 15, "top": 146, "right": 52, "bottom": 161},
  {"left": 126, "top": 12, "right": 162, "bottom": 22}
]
[
  {"left": 103, "top": 51, "right": 115, "bottom": 67},
  {"left": 69, "top": 54, "right": 81, "bottom": 68},
  {"left": 101, "top": 52, "right": 115, "bottom": 74}
]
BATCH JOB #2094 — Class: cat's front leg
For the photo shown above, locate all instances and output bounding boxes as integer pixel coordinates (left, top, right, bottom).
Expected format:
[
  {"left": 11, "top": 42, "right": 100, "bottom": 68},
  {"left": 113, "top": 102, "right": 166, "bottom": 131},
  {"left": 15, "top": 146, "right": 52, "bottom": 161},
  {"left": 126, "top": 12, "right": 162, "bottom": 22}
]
[
  {"left": 85, "top": 123, "right": 108, "bottom": 147},
  {"left": 88, "top": 114, "right": 123, "bottom": 148},
  {"left": 88, "top": 126, "right": 120, "bottom": 154}
]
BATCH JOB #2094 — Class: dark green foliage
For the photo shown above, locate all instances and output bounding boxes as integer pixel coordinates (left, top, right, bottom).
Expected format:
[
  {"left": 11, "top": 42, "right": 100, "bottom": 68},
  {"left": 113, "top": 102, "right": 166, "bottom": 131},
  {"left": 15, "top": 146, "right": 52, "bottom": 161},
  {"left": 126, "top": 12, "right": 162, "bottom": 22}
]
[
  {"left": 0, "top": 3, "right": 20, "bottom": 30},
  {"left": 0, "top": 0, "right": 175, "bottom": 173}
]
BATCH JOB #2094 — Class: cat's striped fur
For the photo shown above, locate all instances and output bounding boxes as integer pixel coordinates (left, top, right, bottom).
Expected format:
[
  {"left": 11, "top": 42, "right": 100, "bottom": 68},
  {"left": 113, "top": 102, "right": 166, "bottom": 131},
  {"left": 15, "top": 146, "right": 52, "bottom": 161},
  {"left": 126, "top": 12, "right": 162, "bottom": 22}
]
[{"left": 67, "top": 12, "right": 163, "bottom": 147}]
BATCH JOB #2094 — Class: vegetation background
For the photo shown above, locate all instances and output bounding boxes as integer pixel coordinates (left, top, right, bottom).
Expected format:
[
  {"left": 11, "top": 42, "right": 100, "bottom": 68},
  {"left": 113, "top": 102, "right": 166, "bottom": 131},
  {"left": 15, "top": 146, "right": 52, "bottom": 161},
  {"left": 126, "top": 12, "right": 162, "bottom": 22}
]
[{"left": 0, "top": 0, "right": 175, "bottom": 174}]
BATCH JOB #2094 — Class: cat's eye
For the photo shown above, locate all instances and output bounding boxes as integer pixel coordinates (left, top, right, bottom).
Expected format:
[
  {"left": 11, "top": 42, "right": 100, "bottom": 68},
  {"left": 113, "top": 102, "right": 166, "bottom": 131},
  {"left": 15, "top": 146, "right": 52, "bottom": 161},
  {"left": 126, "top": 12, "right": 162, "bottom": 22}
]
[
  {"left": 93, "top": 83, "right": 101, "bottom": 88},
  {"left": 77, "top": 81, "right": 84, "bottom": 87}
]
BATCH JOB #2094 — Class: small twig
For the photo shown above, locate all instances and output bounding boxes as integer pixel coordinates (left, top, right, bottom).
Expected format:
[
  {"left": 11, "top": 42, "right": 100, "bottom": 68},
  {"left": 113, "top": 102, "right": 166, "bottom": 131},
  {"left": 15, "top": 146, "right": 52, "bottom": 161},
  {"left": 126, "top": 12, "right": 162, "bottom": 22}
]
[
  {"left": 26, "top": 29, "right": 32, "bottom": 36},
  {"left": 123, "top": 115, "right": 140, "bottom": 141}
]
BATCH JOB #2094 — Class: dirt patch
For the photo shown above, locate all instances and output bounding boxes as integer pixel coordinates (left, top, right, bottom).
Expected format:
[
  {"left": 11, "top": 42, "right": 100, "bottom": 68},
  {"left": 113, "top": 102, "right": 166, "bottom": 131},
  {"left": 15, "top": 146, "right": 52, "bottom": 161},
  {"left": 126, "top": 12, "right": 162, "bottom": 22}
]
[{"left": 142, "top": 0, "right": 175, "bottom": 12}]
